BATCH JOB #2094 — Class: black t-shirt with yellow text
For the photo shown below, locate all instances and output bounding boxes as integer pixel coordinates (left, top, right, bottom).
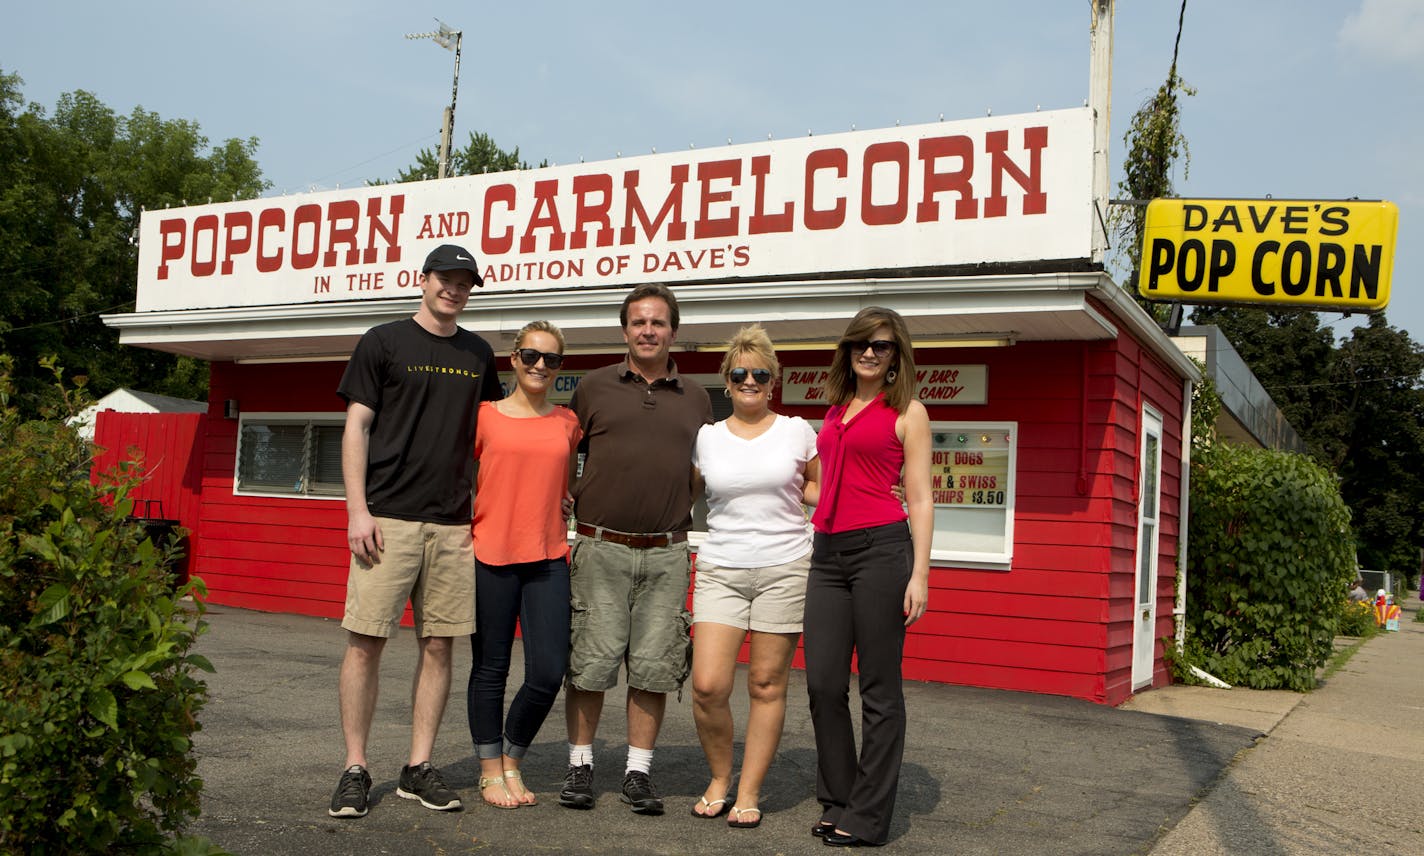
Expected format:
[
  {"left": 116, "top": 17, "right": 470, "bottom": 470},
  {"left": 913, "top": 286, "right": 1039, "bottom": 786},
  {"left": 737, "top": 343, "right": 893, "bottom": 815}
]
[{"left": 337, "top": 318, "right": 502, "bottom": 524}]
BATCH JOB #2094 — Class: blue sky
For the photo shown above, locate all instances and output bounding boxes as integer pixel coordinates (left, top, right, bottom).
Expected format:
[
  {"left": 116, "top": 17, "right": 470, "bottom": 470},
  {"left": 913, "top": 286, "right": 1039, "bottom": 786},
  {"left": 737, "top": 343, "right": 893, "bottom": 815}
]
[{"left": 4, "top": 0, "right": 1422, "bottom": 343}]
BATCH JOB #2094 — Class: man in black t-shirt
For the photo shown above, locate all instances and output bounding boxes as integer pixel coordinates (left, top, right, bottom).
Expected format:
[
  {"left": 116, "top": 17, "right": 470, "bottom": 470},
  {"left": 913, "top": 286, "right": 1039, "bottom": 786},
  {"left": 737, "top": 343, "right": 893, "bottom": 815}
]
[{"left": 327, "top": 244, "right": 502, "bottom": 819}]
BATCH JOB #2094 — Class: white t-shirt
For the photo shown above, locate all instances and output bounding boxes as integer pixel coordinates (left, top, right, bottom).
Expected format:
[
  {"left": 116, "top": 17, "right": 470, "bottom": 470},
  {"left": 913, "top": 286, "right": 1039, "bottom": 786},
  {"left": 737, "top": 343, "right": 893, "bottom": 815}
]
[{"left": 693, "top": 414, "right": 818, "bottom": 567}]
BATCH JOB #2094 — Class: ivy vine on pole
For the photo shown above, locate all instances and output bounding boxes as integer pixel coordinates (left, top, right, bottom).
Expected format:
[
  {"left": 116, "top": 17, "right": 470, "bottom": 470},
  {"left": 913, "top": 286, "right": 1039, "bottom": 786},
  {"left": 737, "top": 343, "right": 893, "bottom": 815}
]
[{"left": 1112, "top": 0, "right": 1195, "bottom": 323}]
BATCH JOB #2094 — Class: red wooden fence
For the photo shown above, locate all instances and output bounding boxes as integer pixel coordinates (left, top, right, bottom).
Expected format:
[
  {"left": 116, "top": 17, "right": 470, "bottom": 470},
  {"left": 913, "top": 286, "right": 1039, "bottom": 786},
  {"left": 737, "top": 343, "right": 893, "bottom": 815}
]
[{"left": 91, "top": 411, "right": 207, "bottom": 579}]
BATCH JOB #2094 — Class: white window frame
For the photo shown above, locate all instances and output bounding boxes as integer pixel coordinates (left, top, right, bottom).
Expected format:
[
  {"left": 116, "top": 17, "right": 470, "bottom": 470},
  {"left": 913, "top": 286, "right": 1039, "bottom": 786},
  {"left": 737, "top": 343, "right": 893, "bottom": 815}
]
[
  {"left": 927, "top": 420, "right": 1016, "bottom": 568},
  {"left": 233, "top": 412, "right": 347, "bottom": 500}
]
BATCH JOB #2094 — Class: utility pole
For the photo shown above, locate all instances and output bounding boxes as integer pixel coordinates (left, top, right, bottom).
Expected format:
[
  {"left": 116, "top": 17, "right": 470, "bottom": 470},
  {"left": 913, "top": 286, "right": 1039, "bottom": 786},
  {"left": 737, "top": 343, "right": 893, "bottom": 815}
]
[
  {"left": 1089, "top": 0, "right": 1113, "bottom": 266},
  {"left": 406, "top": 19, "right": 463, "bottom": 179}
]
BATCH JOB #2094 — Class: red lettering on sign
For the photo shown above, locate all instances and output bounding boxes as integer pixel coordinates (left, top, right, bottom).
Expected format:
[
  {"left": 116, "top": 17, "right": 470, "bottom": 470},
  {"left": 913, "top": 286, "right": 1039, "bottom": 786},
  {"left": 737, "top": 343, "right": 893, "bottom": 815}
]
[
  {"left": 567, "top": 173, "right": 614, "bottom": 250},
  {"left": 984, "top": 126, "right": 1048, "bottom": 217},
  {"left": 861, "top": 142, "right": 910, "bottom": 226},
  {"left": 150, "top": 123, "right": 1055, "bottom": 280},
  {"left": 155, "top": 194, "right": 405, "bottom": 279}
]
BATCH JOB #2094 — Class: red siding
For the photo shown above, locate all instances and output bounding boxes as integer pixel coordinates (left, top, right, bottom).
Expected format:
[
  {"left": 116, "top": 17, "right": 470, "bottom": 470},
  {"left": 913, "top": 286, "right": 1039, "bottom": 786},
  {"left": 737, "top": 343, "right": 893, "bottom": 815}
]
[
  {"left": 92, "top": 411, "right": 207, "bottom": 580},
  {"left": 182, "top": 321, "right": 1191, "bottom": 707},
  {"left": 198, "top": 361, "right": 351, "bottom": 619}
]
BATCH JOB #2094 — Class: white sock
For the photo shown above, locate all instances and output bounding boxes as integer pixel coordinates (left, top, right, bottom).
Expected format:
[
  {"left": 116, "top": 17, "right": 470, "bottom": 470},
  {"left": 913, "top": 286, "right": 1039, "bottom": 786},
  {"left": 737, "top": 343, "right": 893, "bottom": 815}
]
[
  {"left": 626, "top": 745, "right": 654, "bottom": 775},
  {"left": 568, "top": 743, "right": 593, "bottom": 767}
]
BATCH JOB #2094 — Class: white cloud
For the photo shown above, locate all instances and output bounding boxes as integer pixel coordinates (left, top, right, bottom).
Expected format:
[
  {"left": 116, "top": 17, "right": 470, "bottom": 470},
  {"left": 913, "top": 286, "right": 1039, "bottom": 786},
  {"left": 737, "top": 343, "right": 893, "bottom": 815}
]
[{"left": 1340, "top": 0, "right": 1424, "bottom": 68}]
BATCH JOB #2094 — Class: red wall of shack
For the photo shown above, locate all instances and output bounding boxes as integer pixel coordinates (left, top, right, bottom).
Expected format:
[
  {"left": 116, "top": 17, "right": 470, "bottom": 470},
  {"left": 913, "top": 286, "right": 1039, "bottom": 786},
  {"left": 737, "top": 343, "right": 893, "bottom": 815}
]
[{"left": 103, "top": 323, "right": 1185, "bottom": 706}]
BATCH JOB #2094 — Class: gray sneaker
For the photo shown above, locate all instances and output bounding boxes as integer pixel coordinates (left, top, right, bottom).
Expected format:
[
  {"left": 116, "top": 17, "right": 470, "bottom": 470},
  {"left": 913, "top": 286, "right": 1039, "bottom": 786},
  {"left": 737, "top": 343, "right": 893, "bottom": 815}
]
[
  {"left": 328, "top": 765, "right": 371, "bottom": 818},
  {"left": 396, "top": 761, "right": 462, "bottom": 811}
]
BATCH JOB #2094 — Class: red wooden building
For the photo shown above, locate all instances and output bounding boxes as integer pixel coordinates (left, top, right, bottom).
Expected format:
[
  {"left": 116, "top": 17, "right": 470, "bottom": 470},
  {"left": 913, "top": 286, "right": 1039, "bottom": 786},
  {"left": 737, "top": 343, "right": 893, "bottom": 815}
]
[{"left": 103, "top": 107, "right": 1198, "bottom": 705}]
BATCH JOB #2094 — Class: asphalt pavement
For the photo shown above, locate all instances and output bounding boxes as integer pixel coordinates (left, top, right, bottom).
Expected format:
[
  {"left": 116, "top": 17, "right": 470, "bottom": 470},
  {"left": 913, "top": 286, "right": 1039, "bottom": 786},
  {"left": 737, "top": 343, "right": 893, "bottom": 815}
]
[{"left": 184, "top": 597, "right": 1423, "bottom": 855}]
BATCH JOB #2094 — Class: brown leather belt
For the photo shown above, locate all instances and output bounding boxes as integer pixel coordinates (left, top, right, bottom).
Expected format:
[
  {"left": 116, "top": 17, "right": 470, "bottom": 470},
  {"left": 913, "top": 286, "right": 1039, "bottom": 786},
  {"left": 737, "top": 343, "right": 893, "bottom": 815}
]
[{"left": 574, "top": 522, "right": 687, "bottom": 549}]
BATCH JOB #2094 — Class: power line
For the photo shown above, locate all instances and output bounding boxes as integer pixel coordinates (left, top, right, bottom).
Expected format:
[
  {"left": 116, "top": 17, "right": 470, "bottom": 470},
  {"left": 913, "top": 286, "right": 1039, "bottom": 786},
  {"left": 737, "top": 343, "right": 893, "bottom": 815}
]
[
  {"left": 1266, "top": 373, "right": 1424, "bottom": 392},
  {"left": 1, "top": 302, "right": 134, "bottom": 334},
  {"left": 283, "top": 132, "right": 440, "bottom": 192}
]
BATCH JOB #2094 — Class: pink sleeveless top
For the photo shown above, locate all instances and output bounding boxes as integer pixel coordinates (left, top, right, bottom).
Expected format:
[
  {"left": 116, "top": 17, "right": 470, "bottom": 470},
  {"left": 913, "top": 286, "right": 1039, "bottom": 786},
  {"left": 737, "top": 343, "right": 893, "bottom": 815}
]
[{"left": 811, "top": 394, "right": 906, "bottom": 534}]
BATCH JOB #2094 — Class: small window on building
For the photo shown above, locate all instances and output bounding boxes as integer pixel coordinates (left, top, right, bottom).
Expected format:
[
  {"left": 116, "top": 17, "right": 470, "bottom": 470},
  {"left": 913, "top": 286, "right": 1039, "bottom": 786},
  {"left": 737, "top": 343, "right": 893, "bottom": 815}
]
[
  {"left": 235, "top": 415, "right": 346, "bottom": 498},
  {"left": 928, "top": 422, "right": 1016, "bottom": 567}
]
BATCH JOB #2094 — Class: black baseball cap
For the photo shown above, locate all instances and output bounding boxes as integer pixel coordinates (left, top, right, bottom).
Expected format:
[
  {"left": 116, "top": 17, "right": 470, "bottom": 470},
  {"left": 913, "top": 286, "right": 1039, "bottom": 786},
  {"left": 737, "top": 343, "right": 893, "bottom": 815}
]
[{"left": 422, "top": 243, "right": 484, "bottom": 286}]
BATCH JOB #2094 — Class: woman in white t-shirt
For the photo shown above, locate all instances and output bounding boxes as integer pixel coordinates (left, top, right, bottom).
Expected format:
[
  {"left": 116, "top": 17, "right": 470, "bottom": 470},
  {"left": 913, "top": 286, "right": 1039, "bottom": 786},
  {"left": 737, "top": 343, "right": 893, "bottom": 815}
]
[{"left": 689, "top": 324, "right": 820, "bottom": 829}]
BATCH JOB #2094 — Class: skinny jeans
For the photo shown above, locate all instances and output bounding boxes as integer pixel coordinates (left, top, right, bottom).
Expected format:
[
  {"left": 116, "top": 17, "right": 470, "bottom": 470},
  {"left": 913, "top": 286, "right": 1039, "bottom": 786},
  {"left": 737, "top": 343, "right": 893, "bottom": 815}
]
[
  {"left": 802, "top": 521, "right": 911, "bottom": 846},
  {"left": 467, "top": 557, "right": 571, "bottom": 759}
]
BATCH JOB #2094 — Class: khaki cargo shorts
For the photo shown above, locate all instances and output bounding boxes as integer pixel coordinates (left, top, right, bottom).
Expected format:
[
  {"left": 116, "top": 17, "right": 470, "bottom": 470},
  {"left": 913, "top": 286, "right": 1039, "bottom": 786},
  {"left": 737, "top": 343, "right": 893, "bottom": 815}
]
[
  {"left": 566, "top": 535, "right": 692, "bottom": 693},
  {"left": 341, "top": 516, "right": 475, "bottom": 638},
  {"left": 692, "top": 550, "right": 811, "bottom": 634}
]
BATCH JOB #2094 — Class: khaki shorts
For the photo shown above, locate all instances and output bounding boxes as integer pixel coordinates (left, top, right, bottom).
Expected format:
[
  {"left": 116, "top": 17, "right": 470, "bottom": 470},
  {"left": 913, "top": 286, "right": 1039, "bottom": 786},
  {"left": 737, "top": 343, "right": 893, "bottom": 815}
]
[
  {"left": 341, "top": 517, "right": 475, "bottom": 638},
  {"left": 692, "top": 551, "right": 811, "bottom": 634},
  {"left": 567, "top": 535, "right": 692, "bottom": 693}
]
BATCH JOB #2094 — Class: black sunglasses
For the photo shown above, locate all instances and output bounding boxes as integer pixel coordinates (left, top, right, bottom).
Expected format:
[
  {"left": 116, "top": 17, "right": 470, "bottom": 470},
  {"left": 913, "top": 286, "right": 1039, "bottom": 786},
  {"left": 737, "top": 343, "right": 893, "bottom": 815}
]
[
  {"left": 846, "top": 339, "right": 896, "bottom": 357},
  {"left": 729, "top": 367, "right": 773, "bottom": 385},
  {"left": 515, "top": 348, "right": 564, "bottom": 369}
]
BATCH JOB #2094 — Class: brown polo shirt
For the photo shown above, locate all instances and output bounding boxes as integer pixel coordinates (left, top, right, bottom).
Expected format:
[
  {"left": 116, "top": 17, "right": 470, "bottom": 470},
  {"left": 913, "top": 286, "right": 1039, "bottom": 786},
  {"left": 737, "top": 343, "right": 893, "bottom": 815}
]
[{"left": 570, "top": 357, "right": 712, "bottom": 534}]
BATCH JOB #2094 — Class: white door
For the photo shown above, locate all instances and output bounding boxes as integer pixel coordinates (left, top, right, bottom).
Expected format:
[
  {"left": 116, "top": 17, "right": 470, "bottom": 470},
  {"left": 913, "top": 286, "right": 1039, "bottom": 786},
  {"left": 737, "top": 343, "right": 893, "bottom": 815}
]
[{"left": 1131, "top": 408, "right": 1164, "bottom": 690}]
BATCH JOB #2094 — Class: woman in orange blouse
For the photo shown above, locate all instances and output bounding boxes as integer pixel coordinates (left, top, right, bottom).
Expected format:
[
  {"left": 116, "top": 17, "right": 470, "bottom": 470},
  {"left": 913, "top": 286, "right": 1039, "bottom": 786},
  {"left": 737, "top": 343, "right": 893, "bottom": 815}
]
[{"left": 466, "top": 320, "right": 581, "bottom": 808}]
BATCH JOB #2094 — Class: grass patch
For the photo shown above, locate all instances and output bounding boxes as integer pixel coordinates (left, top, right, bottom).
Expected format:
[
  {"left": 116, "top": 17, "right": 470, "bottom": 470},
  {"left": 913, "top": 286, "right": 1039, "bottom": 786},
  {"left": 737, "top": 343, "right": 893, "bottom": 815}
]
[{"left": 1321, "top": 637, "right": 1366, "bottom": 680}]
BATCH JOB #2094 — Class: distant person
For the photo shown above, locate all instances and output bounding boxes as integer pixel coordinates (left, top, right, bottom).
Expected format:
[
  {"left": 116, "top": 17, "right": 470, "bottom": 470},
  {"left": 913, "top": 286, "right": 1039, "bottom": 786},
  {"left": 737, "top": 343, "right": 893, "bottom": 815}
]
[
  {"left": 1348, "top": 579, "right": 1368, "bottom": 603},
  {"left": 329, "top": 244, "right": 501, "bottom": 819},
  {"left": 467, "top": 321, "right": 581, "bottom": 808},
  {"left": 804, "top": 306, "right": 933, "bottom": 848},
  {"left": 559, "top": 284, "right": 712, "bottom": 815},
  {"left": 689, "top": 324, "right": 819, "bottom": 829}
]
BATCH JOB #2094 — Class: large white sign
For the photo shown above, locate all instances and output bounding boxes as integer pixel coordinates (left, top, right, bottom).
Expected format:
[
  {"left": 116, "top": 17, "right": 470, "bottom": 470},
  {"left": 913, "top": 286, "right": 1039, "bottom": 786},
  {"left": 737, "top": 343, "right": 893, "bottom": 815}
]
[{"left": 136, "top": 108, "right": 1093, "bottom": 312}]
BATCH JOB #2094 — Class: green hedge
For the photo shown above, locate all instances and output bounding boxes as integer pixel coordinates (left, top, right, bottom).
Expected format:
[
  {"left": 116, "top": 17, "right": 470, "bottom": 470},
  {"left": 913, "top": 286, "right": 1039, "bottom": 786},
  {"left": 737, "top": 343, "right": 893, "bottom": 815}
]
[
  {"left": 0, "top": 357, "right": 215, "bottom": 853},
  {"left": 1186, "top": 443, "right": 1355, "bottom": 690}
]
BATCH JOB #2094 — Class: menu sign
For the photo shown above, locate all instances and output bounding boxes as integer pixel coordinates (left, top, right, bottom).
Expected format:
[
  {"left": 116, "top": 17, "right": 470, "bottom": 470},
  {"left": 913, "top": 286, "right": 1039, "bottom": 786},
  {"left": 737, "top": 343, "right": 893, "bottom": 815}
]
[{"left": 930, "top": 430, "right": 1010, "bottom": 507}]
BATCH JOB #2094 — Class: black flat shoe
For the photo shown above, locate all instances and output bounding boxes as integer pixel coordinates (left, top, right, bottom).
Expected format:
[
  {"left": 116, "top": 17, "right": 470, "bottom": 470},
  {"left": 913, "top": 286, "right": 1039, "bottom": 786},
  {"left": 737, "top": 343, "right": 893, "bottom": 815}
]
[
  {"left": 812, "top": 822, "right": 836, "bottom": 837},
  {"left": 823, "top": 830, "right": 882, "bottom": 847}
]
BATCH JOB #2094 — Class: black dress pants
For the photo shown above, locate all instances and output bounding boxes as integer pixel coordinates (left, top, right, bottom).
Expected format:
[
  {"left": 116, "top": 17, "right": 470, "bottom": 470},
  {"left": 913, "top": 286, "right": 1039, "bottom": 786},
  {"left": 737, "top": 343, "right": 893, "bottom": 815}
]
[{"left": 803, "top": 521, "right": 911, "bottom": 845}]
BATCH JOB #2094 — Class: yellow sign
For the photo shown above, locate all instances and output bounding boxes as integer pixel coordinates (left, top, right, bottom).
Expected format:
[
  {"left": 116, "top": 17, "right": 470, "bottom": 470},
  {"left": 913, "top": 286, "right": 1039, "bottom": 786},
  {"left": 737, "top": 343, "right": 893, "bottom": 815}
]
[{"left": 1137, "top": 199, "right": 1397, "bottom": 312}]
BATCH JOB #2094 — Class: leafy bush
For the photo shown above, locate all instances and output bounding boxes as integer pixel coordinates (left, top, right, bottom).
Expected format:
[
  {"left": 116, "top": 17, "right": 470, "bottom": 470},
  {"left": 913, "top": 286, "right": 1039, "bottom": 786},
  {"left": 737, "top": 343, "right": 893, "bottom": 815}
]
[
  {"left": 1335, "top": 600, "right": 1379, "bottom": 638},
  {"left": 0, "top": 356, "right": 215, "bottom": 853},
  {"left": 1186, "top": 443, "right": 1355, "bottom": 690}
]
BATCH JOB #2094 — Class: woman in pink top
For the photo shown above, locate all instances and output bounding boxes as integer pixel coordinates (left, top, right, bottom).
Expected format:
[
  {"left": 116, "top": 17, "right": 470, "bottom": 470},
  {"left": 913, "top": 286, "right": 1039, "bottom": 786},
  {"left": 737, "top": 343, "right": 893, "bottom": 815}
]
[
  {"left": 466, "top": 320, "right": 581, "bottom": 809},
  {"left": 804, "top": 306, "right": 932, "bottom": 848}
]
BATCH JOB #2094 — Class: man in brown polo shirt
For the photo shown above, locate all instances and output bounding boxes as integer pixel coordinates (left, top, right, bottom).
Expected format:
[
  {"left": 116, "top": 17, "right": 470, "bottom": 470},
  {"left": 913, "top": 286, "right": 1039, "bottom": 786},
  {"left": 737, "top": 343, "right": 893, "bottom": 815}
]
[{"left": 558, "top": 283, "right": 712, "bottom": 814}]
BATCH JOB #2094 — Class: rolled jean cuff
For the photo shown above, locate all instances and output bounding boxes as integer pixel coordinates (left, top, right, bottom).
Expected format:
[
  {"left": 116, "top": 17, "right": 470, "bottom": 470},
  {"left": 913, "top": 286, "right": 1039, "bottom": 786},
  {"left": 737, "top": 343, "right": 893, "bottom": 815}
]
[
  {"left": 476, "top": 741, "right": 503, "bottom": 761},
  {"left": 504, "top": 739, "right": 529, "bottom": 760}
]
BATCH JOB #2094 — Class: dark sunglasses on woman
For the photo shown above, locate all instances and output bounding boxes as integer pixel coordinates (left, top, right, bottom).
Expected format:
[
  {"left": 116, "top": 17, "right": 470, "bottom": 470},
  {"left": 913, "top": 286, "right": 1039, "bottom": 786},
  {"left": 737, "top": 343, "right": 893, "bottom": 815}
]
[
  {"left": 729, "top": 367, "right": 773, "bottom": 384},
  {"left": 845, "top": 339, "right": 896, "bottom": 357},
  {"left": 516, "top": 348, "right": 564, "bottom": 370}
]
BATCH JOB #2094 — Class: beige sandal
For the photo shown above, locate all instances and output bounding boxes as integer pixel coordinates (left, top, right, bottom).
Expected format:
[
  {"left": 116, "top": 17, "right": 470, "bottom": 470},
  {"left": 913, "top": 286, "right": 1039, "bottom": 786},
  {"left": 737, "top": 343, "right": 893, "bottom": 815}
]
[
  {"left": 503, "top": 769, "right": 537, "bottom": 805},
  {"left": 478, "top": 775, "right": 519, "bottom": 809}
]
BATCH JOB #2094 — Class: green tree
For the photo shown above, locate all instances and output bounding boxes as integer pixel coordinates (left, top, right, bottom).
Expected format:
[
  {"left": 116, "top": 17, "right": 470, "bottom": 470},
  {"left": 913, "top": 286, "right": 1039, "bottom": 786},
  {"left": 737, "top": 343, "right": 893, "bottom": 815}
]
[
  {"left": 0, "top": 356, "right": 219, "bottom": 853},
  {"left": 0, "top": 69, "right": 268, "bottom": 418},
  {"left": 1190, "top": 306, "right": 1343, "bottom": 460},
  {"left": 385, "top": 130, "right": 542, "bottom": 184},
  {"left": 1331, "top": 315, "right": 1424, "bottom": 583},
  {"left": 1193, "top": 305, "right": 1424, "bottom": 589}
]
